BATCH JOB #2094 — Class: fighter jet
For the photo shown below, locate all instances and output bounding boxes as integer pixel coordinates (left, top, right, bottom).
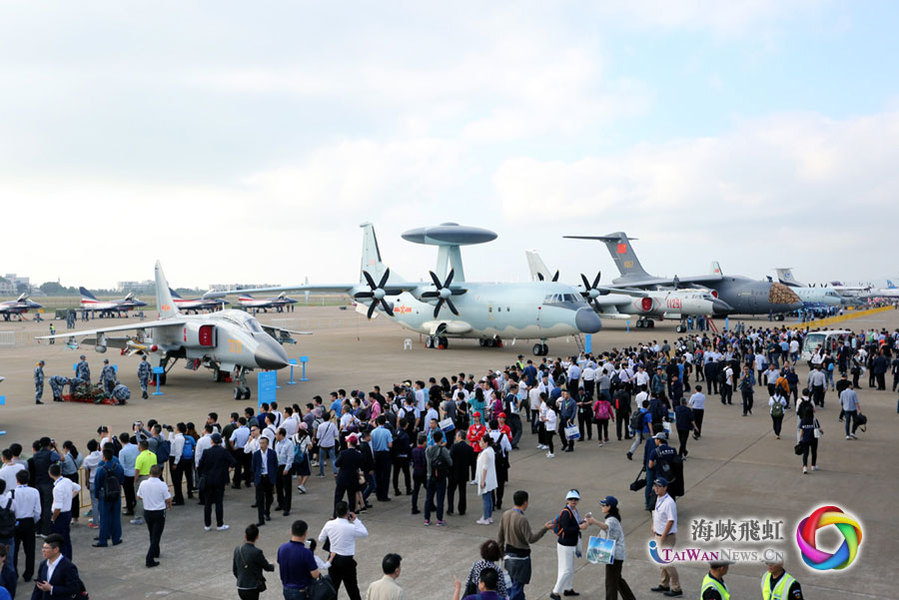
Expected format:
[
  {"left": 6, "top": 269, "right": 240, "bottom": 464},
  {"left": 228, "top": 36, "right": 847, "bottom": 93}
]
[
  {"left": 79, "top": 287, "right": 148, "bottom": 318},
  {"left": 565, "top": 232, "right": 802, "bottom": 321},
  {"left": 237, "top": 292, "right": 298, "bottom": 313},
  {"left": 526, "top": 251, "right": 732, "bottom": 331},
  {"left": 170, "top": 288, "right": 229, "bottom": 313},
  {"left": 39, "top": 262, "right": 295, "bottom": 398},
  {"left": 0, "top": 293, "right": 42, "bottom": 321},
  {"left": 228, "top": 223, "right": 602, "bottom": 356}
]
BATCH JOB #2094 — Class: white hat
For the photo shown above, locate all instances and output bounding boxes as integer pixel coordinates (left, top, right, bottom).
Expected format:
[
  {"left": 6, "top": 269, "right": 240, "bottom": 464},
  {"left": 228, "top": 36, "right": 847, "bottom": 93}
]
[{"left": 565, "top": 489, "right": 581, "bottom": 500}]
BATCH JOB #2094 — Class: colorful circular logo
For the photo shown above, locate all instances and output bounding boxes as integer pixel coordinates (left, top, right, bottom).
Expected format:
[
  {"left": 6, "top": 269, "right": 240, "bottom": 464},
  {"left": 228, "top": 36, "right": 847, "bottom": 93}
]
[{"left": 795, "top": 505, "right": 863, "bottom": 570}]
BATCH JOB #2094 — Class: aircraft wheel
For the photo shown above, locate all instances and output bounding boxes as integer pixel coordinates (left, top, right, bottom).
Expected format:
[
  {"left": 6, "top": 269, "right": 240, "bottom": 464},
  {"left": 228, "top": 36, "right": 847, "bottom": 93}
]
[
  {"left": 647, "top": 320, "right": 655, "bottom": 328},
  {"left": 533, "top": 343, "right": 542, "bottom": 356},
  {"left": 479, "top": 339, "right": 486, "bottom": 347},
  {"left": 636, "top": 320, "right": 643, "bottom": 329},
  {"left": 424, "top": 336, "right": 433, "bottom": 349},
  {"left": 438, "top": 336, "right": 448, "bottom": 349},
  {"left": 244, "top": 389, "right": 251, "bottom": 400},
  {"left": 234, "top": 387, "right": 241, "bottom": 400},
  {"left": 541, "top": 344, "right": 549, "bottom": 356},
  {"left": 495, "top": 339, "right": 503, "bottom": 348},
  {"left": 676, "top": 324, "right": 685, "bottom": 333}
]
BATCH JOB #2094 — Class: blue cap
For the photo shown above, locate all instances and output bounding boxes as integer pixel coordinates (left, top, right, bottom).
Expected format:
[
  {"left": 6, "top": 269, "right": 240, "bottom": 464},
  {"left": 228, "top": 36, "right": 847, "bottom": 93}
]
[
  {"left": 653, "top": 477, "right": 669, "bottom": 487},
  {"left": 599, "top": 495, "right": 618, "bottom": 507}
]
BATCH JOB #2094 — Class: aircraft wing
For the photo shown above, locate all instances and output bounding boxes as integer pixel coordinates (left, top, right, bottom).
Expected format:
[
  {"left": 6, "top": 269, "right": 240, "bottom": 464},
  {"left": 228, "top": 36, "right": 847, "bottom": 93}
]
[
  {"left": 224, "top": 282, "right": 415, "bottom": 296},
  {"left": 606, "top": 274, "right": 723, "bottom": 289},
  {"left": 261, "top": 324, "right": 313, "bottom": 345},
  {"left": 35, "top": 319, "right": 189, "bottom": 341}
]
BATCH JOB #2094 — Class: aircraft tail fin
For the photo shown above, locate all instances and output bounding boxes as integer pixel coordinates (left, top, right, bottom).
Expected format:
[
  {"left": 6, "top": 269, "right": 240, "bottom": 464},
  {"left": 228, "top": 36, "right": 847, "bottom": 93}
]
[
  {"left": 168, "top": 287, "right": 183, "bottom": 299},
  {"left": 154, "top": 261, "right": 180, "bottom": 319},
  {"left": 564, "top": 232, "right": 649, "bottom": 280},
  {"left": 888, "top": 280, "right": 896, "bottom": 289},
  {"left": 710, "top": 261, "right": 723, "bottom": 276},
  {"left": 359, "top": 222, "right": 404, "bottom": 284},
  {"left": 775, "top": 268, "right": 802, "bottom": 287},
  {"left": 79, "top": 287, "right": 98, "bottom": 301},
  {"left": 525, "top": 250, "right": 553, "bottom": 282}
]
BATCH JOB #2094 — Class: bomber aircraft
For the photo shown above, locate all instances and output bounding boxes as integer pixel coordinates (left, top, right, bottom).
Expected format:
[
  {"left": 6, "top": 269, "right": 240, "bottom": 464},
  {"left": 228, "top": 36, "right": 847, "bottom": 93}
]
[
  {"left": 79, "top": 287, "right": 148, "bottom": 318},
  {"left": 565, "top": 232, "right": 802, "bottom": 320},
  {"left": 228, "top": 223, "right": 602, "bottom": 356},
  {"left": 526, "top": 251, "right": 732, "bottom": 331},
  {"left": 0, "top": 294, "right": 42, "bottom": 321},
  {"left": 39, "top": 262, "right": 295, "bottom": 398}
]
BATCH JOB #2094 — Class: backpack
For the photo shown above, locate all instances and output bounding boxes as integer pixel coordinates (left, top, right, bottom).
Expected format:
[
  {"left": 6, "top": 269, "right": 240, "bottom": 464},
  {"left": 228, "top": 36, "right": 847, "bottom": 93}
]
[
  {"left": 155, "top": 438, "right": 171, "bottom": 464},
  {"left": 629, "top": 409, "right": 644, "bottom": 432},
  {"left": 431, "top": 449, "right": 450, "bottom": 479},
  {"left": 110, "top": 435, "right": 123, "bottom": 456},
  {"left": 102, "top": 464, "right": 121, "bottom": 502},
  {"left": 182, "top": 435, "right": 195, "bottom": 460},
  {"left": 717, "top": 368, "right": 727, "bottom": 384},
  {"left": 552, "top": 506, "right": 575, "bottom": 535},
  {"left": 0, "top": 491, "right": 15, "bottom": 538},
  {"left": 771, "top": 400, "right": 784, "bottom": 418},
  {"left": 593, "top": 400, "right": 611, "bottom": 421}
]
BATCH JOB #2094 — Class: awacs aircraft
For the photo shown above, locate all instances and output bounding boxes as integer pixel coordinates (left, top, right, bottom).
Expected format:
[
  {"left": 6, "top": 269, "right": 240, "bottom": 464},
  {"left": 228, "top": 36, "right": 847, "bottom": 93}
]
[
  {"left": 565, "top": 232, "right": 802, "bottom": 320},
  {"left": 39, "top": 262, "right": 296, "bottom": 398},
  {"left": 237, "top": 292, "right": 298, "bottom": 313},
  {"left": 0, "top": 294, "right": 42, "bottom": 321},
  {"left": 772, "top": 269, "right": 844, "bottom": 307},
  {"left": 79, "top": 287, "right": 148, "bottom": 318},
  {"left": 229, "top": 223, "right": 602, "bottom": 356},
  {"left": 170, "top": 288, "right": 229, "bottom": 313},
  {"left": 526, "top": 251, "right": 732, "bottom": 331}
]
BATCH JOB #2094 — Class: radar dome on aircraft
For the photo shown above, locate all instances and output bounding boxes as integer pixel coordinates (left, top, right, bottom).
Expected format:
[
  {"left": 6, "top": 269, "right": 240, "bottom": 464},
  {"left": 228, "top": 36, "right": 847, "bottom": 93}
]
[{"left": 401, "top": 223, "right": 497, "bottom": 246}]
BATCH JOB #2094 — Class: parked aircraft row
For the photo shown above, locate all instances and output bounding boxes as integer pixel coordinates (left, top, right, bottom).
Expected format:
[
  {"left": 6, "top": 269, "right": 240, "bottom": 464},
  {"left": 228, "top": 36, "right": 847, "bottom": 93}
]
[{"left": 0, "top": 294, "right": 42, "bottom": 321}]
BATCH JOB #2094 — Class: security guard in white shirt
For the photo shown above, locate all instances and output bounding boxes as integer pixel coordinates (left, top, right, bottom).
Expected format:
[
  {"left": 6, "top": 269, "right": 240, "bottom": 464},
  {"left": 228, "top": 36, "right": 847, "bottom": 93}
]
[{"left": 12, "top": 469, "right": 42, "bottom": 580}]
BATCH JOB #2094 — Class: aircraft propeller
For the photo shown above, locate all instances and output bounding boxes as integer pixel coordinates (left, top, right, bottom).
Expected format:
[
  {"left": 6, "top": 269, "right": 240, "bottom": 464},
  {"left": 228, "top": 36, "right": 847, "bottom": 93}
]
[
  {"left": 420, "top": 269, "right": 467, "bottom": 318},
  {"left": 579, "top": 272, "right": 607, "bottom": 308},
  {"left": 537, "top": 270, "right": 560, "bottom": 282},
  {"left": 353, "top": 269, "right": 394, "bottom": 319}
]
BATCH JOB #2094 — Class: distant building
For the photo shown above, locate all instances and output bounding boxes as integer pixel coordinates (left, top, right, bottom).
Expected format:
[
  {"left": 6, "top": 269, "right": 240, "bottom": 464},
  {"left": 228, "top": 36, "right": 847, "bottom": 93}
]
[
  {"left": 2, "top": 273, "right": 31, "bottom": 294},
  {"left": 116, "top": 280, "right": 156, "bottom": 294}
]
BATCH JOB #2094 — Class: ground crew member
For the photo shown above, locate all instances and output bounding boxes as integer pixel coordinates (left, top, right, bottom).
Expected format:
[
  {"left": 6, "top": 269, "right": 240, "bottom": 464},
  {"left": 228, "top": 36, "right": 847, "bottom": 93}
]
[
  {"left": 137, "top": 355, "right": 152, "bottom": 399},
  {"left": 34, "top": 361, "right": 45, "bottom": 404},
  {"left": 76, "top": 355, "right": 91, "bottom": 384},
  {"left": 48, "top": 323, "right": 55, "bottom": 344},
  {"left": 48, "top": 375, "right": 69, "bottom": 402},
  {"left": 761, "top": 560, "right": 803, "bottom": 600},
  {"left": 111, "top": 382, "right": 131, "bottom": 405},
  {"left": 100, "top": 359, "right": 116, "bottom": 395},
  {"left": 701, "top": 561, "right": 732, "bottom": 600}
]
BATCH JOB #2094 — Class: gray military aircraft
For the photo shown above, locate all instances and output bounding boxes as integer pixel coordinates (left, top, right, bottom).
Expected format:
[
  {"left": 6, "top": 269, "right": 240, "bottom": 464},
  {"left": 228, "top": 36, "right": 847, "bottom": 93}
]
[
  {"left": 526, "top": 250, "right": 732, "bottom": 331},
  {"left": 38, "top": 262, "right": 295, "bottom": 398},
  {"left": 79, "top": 287, "right": 148, "bottom": 318},
  {"left": 0, "top": 294, "right": 42, "bottom": 321},
  {"left": 565, "top": 232, "right": 802, "bottom": 321},
  {"left": 229, "top": 223, "right": 602, "bottom": 356},
  {"left": 772, "top": 269, "right": 845, "bottom": 307},
  {"left": 169, "top": 288, "right": 229, "bottom": 313},
  {"left": 237, "top": 292, "right": 298, "bottom": 313}
]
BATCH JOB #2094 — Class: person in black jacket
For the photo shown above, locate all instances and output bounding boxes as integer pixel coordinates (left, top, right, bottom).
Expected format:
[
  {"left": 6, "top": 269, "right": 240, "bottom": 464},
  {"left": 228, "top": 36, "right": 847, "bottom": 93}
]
[
  {"left": 27, "top": 438, "right": 59, "bottom": 536},
  {"left": 334, "top": 434, "right": 363, "bottom": 515},
  {"left": 391, "top": 425, "right": 412, "bottom": 496},
  {"left": 233, "top": 523, "right": 274, "bottom": 600},
  {"left": 548, "top": 490, "right": 587, "bottom": 600},
  {"left": 29, "top": 534, "right": 80, "bottom": 600},
  {"left": 251, "top": 437, "right": 278, "bottom": 527},
  {"left": 448, "top": 429, "right": 474, "bottom": 516},
  {"left": 198, "top": 433, "right": 236, "bottom": 531}
]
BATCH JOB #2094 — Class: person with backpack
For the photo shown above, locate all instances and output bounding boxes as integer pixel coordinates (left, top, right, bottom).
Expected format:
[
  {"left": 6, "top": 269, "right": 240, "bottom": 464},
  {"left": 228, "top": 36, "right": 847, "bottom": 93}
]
[
  {"left": 291, "top": 423, "right": 312, "bottom": 494},
  {"left": 768, "top": 391, "right": 788, "bottom": 439},
  {"left": 626, "top": 400, "right": 651, "bottom": 461},
  {"left": 92, "top": 445, "right": 124, "bottom": 547},
  {"left": 592, "top": 395, "right": 613, "bottom": 445},
  {"left": 548, "top": 489, "right": 588, "bottom": 600},
  {"left": 613, "top": 386, "right": 632, "bottom": 441},
  {"left": 738, "top": 365, "right": 755, "bottom": 416},
  {"left": 424, "top": 430, "right": 453, "bottom": 527}
]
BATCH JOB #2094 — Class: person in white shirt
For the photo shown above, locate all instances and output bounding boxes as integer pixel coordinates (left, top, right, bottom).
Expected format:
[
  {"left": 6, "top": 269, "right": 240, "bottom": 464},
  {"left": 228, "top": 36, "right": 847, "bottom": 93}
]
[
  {"left": 688, "top": 386, "right": 706, "bottom": 438},
  {"left": 316, "top": 414, "right": 339, "bottom": 477},
  {"left": 11, "top": 469, "right": 42, "bottom": 581},
  {"left": 318, "top": 501, "right": 369, "bottom": 600},
  {"left": 0, "top": 450, "right": 25, "bottom": 496},
  {"left": 650, "top": 477, "right": 681, "bottom": 595},
  {"left": 167, "top": 424, "right": 187, "bottom": 505},
  {"left": 281, "top": 409, "right": 299, "bottom": 438},
  {"left": 194, "top": 426, "right": 215, "bottom": 469},
  {"left": 274, "top": 428, "right": 295, "bottom": 517},
  {"left": 542, "top": 401, "right": 557, "bottom": 458},
  {"left": 81, "top": 441, "right": 102, "bottom": 528},
  {"left": 48, "top": 464, "right": 80, "bottom": 560},
  {"left": 136, "top": 464, "right": 172, "bottom": 568}
]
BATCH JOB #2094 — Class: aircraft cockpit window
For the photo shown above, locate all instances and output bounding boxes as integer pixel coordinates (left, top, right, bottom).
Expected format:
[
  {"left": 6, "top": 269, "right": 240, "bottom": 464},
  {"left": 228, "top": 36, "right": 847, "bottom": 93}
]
[
  {"left": 563, "top": 294, "right": 577, "bottom": 303},
  {"left": 246, "top": 318, "right": 264, "bottom": 333}
]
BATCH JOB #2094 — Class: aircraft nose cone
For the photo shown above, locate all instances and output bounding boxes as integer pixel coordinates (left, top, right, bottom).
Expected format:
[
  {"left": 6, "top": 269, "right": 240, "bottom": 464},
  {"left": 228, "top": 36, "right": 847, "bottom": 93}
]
[
  {"left": 575, "top": 306, "right": 603, "bottom": 334},
  {"left": 255, "top": 338, "right": 289, "bottom": 370},
  {"left": 711, "top": 299, "right": 733, "bottom": 315}
]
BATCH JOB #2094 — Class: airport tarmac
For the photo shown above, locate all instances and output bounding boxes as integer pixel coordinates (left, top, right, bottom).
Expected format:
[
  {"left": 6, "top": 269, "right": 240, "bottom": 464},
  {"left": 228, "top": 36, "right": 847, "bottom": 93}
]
[{"left": 0, "top": 307, "right": 896, "bottom": 599}]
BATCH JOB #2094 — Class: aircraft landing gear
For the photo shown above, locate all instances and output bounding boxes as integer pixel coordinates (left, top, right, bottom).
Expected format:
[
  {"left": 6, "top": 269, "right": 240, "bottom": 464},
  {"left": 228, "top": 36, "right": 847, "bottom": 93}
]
[
  {"left": 636, "top": 318, "right": 655, "bottom": 329},
  {"left": 479, "top": 337, "right": 503, "bottom": 348},
  {"left": 424, "top": 335, "right": 449, "bottom": 349},
  {"left": 676, "top": 321, "right": 687, "bottom": 333},
  {"left": 532, "top": 342, "right": 549, "bottom": 356},
  {"left": 212, "top": 366, "right": 227, "bottom": 382},
  {"left": 233, "top": 367, "right": 251, "bottom": 399}
]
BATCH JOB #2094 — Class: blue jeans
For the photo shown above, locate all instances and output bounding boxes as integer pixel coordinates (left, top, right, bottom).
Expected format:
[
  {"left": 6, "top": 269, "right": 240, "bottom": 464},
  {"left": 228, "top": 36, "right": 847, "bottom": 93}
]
[
  {"left": 283, "top": 587, "right": 305, "bottom": 600},
  {"left": 318, "top": 446, "right": 337, "bottom": 476},
  {"left": 97, "top": 498, "right": 122, "bottom": 545},
  {"left": 482, "top": 491, "right": 494, "bottom": 520},
  {"left": 508, "top": 579, "right": 525, "bottom": 600},
  {"left": 844, "top": 410, "right": 857, "bottom": 436}
]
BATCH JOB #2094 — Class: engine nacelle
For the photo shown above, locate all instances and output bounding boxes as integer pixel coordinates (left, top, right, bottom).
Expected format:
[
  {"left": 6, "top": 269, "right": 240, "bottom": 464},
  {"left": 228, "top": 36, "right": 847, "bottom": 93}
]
[
  {"left": 633, "top": 297, "right": 660, "bottom": 314},
  {"left": 183, "top": 323, "right": 217, "bottom": 348},
  {"left": 95, "top": 345, "right": 107, "bottom": 353}
]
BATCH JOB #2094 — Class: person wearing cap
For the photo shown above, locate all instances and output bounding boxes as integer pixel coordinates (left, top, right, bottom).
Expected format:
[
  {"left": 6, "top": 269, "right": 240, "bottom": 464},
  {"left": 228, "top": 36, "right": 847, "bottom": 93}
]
[
  {"left": 100, "top": 358, "right": 116, "bottom": 395},
  {"left": 34, "top": 360, "right": 45, "bottom": 404},
  {"left": 75, "top": 355, "right": 90, "bottom": 384},
  {"left": 586, "top": 496, "right": 635, "bottom": 600},
  {"left": 650, "top": 477, "right": 681, "bottom": 596},
  {"left": 700, "top": 561, "right": 731, "bottom": 600},
  {"left": 761, "top": 560, "right": 803, "bottom": 600},
  {"left": 549, "top": 489, "right": 587, "bottom": 600},
  {"left": 334, "top": 433, "right": 364, "bottom": 515},
  {"left": 197, "top": 432, "right": 235, "bottom": 532}
]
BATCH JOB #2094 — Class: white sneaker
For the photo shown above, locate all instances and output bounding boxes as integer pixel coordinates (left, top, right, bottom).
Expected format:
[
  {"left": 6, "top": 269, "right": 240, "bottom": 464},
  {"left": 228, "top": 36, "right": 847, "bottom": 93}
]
[
  {"left": 537, "top": 444, "right": 547, "bottom": 450},
  {"left": 130, "top": 518, "right": 144, "bottom": 525},
  {"left": 298, "top": 485, "right": 307, "bottom": 494},
  {"left": 850, "top": 433, "right": 858, "bottom": 439},
  {"left": 469, "top": 480, "right": 478, "bottom": 486},
  {"left": 546, "top": 452, "right": 555, "bottom": 458},
  {"left": 217, "top": 524, "right": 230, "bottom": 531},
  {"left": 846, "top": 435, "right": 851, "bottom": 440},
  {"left": 204, "top": 526, "right": 213, "bottom": 532},
  {"left": 487, "top": 517, "right": 494, "bottom": 524},
  {"left": 476, "top": 518, "right": 489, "bottom": 525}
]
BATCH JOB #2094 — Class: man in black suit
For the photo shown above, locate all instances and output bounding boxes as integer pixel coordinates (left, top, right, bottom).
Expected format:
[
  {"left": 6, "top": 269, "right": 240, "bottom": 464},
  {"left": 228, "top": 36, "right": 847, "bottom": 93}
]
[
  {"left": 448, "top": 429, "right": 475, "bottom": 516},
  {"left": 197, "top": 433, "right": 236, "bottom": 531},
  {"left": 27, "top": 438, "right": 59, "bottom": 536},
  {"left": 30, "top": 533, "right": 81, "bottom": 600},
  {"left": 334, "top": 434, "right": 363, "bottom": 515},
  {"left": 251, "top": 436, "right": 278, "bottom": 526}
]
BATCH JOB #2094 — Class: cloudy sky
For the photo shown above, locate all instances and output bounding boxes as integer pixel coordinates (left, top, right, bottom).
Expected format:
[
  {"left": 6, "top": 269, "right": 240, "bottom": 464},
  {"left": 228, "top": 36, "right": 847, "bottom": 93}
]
[{"left": 2, "top": 1, "right": 897, "bottom": 290}]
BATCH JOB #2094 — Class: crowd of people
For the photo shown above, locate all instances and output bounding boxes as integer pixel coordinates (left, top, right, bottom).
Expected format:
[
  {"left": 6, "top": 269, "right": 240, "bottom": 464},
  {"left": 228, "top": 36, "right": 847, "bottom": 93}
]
[{"left": 4, "top": 323, "right": 895, "bottom": 598}]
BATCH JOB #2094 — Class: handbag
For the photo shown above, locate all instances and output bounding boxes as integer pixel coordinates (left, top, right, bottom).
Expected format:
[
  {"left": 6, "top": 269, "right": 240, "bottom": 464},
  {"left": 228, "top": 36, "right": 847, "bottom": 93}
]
[
  {"left": 563, "top": 425, "right": 581, "bottom": 440},
  {"left": 306, "top": 575, "right": 338, "bottom": 600},
  {"left": 629, "top": 466, "right": 646, "bottom": 492},
  {"left": 794, "top": 443, "right": 803, "bottom": 456}
]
